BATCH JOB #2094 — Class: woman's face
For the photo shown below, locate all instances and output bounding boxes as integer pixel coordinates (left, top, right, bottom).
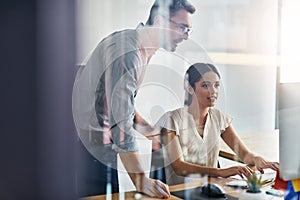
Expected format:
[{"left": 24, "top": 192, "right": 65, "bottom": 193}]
[{"left": 193, "top": 71, "right": 220, "bottom": 108}]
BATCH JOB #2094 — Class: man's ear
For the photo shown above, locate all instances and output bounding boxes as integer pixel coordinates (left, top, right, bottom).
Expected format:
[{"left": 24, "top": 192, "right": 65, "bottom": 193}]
[{"left": 153, "top": 15, "right": 164, "bottom": 26}]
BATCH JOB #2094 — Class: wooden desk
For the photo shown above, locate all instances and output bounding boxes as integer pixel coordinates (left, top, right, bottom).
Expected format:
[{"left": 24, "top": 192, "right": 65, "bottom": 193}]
[
  {"left": 220, "top": 130, "right": 279, "bottom": 162},
  {"left": 81, "top": 177, "right": 282, "bottom": 200}
]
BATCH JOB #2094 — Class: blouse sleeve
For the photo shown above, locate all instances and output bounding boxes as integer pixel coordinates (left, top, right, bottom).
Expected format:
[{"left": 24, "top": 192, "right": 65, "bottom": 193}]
[
  {"left": 210, "top": 108, "right": 233, "bottom": 133},
  {"left": 155, "top": 110, "right": 181, "bottom": 136},
  {"left": 220, "top": 110, "right": 233, "bottom": 133}
]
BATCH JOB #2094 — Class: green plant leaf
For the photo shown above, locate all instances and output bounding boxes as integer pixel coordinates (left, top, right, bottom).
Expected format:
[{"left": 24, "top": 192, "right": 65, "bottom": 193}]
[{"left": 245, "top": 172, "right": 266, "bottom": 192}]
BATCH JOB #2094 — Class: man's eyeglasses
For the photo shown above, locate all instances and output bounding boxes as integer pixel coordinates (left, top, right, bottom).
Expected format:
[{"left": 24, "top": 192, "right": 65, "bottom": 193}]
[{"left": 164, "top": 16, "right": 192, "bottom": 35}]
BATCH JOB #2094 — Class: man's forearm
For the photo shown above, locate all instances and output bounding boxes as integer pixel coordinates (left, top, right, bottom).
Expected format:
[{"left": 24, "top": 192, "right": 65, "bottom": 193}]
[{"left": 118, "top": 151, "right": 146, "bottom": 190}]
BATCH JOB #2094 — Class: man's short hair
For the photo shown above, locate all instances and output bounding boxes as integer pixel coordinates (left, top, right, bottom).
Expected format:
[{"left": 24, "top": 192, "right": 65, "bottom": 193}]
[{"left": 146, "top": 0, "right": 196, "bottom": 25}]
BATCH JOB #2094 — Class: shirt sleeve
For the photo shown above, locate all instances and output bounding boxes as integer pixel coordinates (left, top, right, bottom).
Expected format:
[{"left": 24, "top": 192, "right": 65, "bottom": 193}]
[{"left": 96, "top": 50, "right": 142, "bottom": 152}]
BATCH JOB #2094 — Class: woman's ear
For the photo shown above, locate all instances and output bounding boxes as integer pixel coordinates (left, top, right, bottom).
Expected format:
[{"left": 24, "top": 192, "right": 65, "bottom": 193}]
[
  {"left": 184, "top": 78, "right": 194, "bottom": 94},
  {"left": 184, "top": 85, "right": 194, "bottom": 106},
  {"left": 187, "top": 85, "right": 194, "bottom": 94}
]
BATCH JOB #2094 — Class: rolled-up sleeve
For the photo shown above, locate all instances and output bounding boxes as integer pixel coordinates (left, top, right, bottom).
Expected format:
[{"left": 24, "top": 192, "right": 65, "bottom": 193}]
[{"left": 95, "top": 49, "right": 142, "bottom": 152}]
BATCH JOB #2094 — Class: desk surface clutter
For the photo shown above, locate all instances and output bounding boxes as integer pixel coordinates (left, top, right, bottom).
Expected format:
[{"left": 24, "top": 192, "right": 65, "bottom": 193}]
[{"left": 81, "top": 131, "right": 281, "bottom": 200}]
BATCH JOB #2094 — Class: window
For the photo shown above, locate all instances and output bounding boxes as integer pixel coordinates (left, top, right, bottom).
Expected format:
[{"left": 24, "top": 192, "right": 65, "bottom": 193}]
[{"left": 280, "top": 0, "right": 300, "bottom": 83}]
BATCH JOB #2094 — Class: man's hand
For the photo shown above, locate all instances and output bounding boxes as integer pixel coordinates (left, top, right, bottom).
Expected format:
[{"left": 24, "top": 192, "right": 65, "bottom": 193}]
[
  {"left": 134, "top": 175, "right": 170, "bottom": 199},
  {"left": 119, "top": 152, "right": 170, "bottom": 198}
]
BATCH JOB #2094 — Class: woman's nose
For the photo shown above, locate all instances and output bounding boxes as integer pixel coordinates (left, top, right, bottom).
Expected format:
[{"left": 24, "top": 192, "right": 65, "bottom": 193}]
[{"left": 209, "top": 86, "right": 218, "bottom": 94}]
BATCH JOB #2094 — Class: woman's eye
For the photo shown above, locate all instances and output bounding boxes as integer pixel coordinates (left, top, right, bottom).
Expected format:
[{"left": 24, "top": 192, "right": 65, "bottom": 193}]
[
  {"left": 201, "top": 84, "right": 209, "bottom": 88},
  {"left": 215, "top": 83, "right": 220, "bottom": 88}
]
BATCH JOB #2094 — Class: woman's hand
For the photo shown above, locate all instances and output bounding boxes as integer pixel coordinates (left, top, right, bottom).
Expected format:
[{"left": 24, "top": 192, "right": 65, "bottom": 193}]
[
  {"left": 220, "top": 165, "right": 253, "bottom": 179},
  {"left": 253, "top": 156, "right": 279, "bottom": 174}
]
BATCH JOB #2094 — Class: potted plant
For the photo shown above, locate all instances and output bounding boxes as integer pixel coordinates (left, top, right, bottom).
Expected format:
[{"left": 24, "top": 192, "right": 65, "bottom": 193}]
[{"left": 239, "top": 172, "right": 267, "bottom": 200}]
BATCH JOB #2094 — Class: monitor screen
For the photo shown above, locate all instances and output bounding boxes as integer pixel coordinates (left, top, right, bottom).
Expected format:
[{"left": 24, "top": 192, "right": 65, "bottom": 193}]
[{"left": 278, "top": 82, "right": 300, "bottom": 180}]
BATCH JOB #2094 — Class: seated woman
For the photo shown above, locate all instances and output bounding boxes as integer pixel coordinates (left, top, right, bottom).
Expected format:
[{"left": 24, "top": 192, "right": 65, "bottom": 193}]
[{"left": 157, "top": 63, "right": 279, "bottom": 185}]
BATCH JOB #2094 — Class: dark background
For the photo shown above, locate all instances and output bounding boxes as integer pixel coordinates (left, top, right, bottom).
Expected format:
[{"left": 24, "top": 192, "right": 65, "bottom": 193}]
[{"left": 0, "top": 0, "right": 78, "bottom": 199}]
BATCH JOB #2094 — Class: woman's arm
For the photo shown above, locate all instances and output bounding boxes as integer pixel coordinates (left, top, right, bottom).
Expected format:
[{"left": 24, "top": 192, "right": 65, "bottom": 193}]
[
  {"left": 164, "top": 130, "right": 252, "bottom": 178},
  {"left": 221, "top": 125, "right": 253, "bottom": 163},
  {"left": 221, "top": 125, "right": 279, "bottom": 173}
]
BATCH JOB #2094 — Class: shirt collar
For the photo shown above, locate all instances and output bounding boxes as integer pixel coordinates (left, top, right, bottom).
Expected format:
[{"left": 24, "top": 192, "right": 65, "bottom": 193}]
[{"left": 136, "top": 23, "right": 157, "bottom": 62}]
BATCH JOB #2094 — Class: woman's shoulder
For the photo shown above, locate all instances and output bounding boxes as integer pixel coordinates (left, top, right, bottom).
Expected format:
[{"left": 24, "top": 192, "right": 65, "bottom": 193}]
[
  {"left": 156, "top": 107, "right": 192, "bottom": 129},
  {"left": 209, "top": 108, "right": 233, "bottom": 128},
  {"left": 209, "top": 108, "right": 232, "bottom": 120},
  {"left": 155, "top": 109, "right": 178, "bottom": 131},
  {"left": 209, "top": 107, "right": 223, "bottom": 115},
  {"left": 170, "top": 107, "right": 193, "bottom": 120}
]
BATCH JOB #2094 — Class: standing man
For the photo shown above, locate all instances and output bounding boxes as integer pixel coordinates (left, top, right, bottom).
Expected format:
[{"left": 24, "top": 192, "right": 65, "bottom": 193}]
[{"left": 72, "top": 0, "right": 195, "bottom": 198}]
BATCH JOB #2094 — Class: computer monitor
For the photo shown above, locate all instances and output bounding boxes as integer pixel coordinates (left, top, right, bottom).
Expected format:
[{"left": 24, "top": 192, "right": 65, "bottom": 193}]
[{"left": 278, "top": 82, "right": 300, "bottom": 180}]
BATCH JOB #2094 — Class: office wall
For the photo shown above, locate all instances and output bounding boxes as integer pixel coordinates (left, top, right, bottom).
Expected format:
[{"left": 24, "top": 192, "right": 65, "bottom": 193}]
[
  {"left": 75, "top": 0, "right": 278, "bottom": 132},
  {"left": 75, "top": 0, "right": 153, "bottom": 63},
  {"left": 193, "top": 0, "right": 278, "bottom": 132}
]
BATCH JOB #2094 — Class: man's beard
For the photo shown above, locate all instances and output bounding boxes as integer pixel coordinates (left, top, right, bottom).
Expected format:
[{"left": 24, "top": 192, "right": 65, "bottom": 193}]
[{"left": 162, "top": 40, "right": 177, "bottom": 52}]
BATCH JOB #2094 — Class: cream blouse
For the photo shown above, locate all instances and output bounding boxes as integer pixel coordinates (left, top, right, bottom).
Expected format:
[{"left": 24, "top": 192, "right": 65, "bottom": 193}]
[{"left": 157, "top": 107, "right": 232, "bottom": 185}]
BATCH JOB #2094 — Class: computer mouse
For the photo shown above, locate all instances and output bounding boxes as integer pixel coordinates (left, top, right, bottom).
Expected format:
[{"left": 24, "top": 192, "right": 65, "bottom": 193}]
[{"left": 201, "top": 183, "right": 226, "bottom": 198}]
